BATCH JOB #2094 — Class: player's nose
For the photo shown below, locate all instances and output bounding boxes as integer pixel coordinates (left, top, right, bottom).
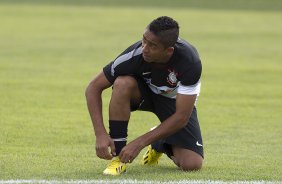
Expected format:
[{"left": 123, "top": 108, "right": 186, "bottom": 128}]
[{"left": 142, "top": 44, "right": 149, "bottom": 54}]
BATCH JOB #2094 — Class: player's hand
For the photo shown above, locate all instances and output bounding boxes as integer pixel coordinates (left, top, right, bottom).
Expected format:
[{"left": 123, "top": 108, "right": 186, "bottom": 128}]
[
  {"left": 95, "top": 133, "right": 116, "bottom": 160},
  {"left": 119, "top": 140, "right": 143, "bottom": 164}
]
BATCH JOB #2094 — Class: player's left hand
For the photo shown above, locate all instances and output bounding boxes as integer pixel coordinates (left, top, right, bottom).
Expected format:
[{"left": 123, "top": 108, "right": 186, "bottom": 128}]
[{"left": 119, "top": 140, "right": 144, "bottom": 164}]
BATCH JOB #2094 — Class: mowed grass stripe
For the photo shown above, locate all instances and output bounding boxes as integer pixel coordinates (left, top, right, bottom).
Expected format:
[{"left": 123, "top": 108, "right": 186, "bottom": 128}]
[{"left": 0, "top": 180, "right": 281, "bottom": 184}]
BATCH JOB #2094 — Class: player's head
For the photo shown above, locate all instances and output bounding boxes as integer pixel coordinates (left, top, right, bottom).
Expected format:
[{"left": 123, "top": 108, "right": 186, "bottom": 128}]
[
  {"left": 142, "top": 16, "right": 179, "bottom": 63},
  {"left": 147, "top": 16, "right": 179, "bottom": 48}
]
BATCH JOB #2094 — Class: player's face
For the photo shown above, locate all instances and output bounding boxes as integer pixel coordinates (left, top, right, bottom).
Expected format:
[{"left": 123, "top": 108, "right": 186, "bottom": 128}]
[{"left": 141, "top": 29, "right": 173, "bottom": 64}]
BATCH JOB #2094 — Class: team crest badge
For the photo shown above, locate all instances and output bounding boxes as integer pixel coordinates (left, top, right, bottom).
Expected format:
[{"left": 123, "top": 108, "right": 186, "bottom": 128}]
[{"left": 167, "top": 69, "right": 178, "bottom": 86}]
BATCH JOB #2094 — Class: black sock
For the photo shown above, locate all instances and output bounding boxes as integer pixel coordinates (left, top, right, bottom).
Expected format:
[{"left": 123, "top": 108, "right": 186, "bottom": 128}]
[{"left": 109, "top": 120, "right": 128, "bottom": 156}]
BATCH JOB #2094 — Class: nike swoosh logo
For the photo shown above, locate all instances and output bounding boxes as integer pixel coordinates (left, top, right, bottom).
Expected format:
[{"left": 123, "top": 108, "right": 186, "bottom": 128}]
[
  {"left": 142, "top": 72, "right": 151, "bottom": 75},
  {"left": 196, "top": 141, "right": 203, "bottom": 147}
]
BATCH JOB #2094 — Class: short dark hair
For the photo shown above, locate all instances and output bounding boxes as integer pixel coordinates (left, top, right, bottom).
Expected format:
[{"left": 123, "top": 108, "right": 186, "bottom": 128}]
[{"left": 148, "top": 16, "right": 179, "bottom": 48}]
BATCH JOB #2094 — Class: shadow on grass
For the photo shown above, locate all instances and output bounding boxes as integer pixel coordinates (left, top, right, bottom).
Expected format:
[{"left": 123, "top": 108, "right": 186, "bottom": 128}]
[
  {"left": 47, "top": 164, "right": 183, "bottom": 180},
  {"left": 0, "top": 0, "right": 282, "bottom": 12}
]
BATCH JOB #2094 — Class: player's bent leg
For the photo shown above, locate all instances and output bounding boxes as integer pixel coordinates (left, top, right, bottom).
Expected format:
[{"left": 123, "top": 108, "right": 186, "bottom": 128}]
[
  {"left": 171, "top": 146, "right": 203, "bottom": 171},
  {"left": 110, "top": 76, "right": 141, "bottom": 120},
  {"left": 104, "top": 76, "right": 142, "bottom": 175}
]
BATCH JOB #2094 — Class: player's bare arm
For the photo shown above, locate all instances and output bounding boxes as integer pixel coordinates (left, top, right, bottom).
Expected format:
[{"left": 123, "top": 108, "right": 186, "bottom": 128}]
[
  {"left": 85, "top": 71, "right": 116, "bottom": 160},
  {"left": 119, "top": 93, "right": 197, "bottom": 163}
]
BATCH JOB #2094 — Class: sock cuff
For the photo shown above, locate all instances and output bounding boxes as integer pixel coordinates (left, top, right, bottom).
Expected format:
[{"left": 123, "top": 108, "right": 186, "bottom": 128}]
[
  {"left": 109, "top": 120, "right": 128, "bottom": 139},
  {"left": 112, "top": 138, "right": 127, "bottom": 142}
]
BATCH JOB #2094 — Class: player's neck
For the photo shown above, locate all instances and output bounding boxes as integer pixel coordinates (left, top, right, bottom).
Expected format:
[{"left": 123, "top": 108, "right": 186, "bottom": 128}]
[{"left": 157, "top": 51, "right": 174, "bottom": 64}]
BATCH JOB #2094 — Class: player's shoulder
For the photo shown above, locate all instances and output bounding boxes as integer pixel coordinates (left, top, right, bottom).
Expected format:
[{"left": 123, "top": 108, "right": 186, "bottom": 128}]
[
  {"left": 173, "top": 39, "right": 202, "bottom": 85},
  {"left": 174, "top": 38, "right": 200, "bottom": 62},
  {"left": 120, "top": 40, "right": 142, "bottom": 55}
]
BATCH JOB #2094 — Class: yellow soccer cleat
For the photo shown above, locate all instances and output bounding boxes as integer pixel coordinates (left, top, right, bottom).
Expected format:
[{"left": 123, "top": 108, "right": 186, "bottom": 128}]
[
  {"left": 142, "top": 145, "right": 163, "bottom": 165},
  {"left": 103, "top": 157, "right": 126, "bottom": 175}
]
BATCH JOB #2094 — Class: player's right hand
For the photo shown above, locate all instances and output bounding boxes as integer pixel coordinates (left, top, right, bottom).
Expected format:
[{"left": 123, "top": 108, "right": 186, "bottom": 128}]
[{"left": 95, "top": 134, "right": 116, "bottom": 160}]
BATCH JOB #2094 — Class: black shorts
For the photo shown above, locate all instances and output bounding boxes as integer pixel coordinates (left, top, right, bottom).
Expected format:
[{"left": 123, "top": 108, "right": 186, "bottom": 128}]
[{"left": 131, "top": 77, "right": 204, "bottom": 158}]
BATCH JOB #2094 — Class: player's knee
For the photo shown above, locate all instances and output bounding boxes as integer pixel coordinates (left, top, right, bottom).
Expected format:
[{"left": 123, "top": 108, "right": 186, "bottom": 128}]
[
  {"left": 113, "top": 76, "right": 137, "bottom": 92},
  {"left": 178, "top": 158, "right": 202, "bottom": 171}
]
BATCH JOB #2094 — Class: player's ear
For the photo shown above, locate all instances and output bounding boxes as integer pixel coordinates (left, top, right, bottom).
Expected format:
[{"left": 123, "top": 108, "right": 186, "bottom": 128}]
[{"left": 166, "top": 47, "right": 174, "bottom": 55}]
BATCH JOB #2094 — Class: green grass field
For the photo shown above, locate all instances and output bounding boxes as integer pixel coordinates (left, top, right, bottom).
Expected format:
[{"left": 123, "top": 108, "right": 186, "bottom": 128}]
[{"left": 0, "top": 0, "right": 282, "bottom": 182}]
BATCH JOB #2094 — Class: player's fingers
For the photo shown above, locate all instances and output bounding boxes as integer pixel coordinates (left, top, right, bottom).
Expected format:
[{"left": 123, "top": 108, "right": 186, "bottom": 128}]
[
  {"left": 119, "top": 149, "right": 129, "bottom": 163},
  {"left": 100, "top": 145, "right": 113, "bottom": 160},
  {"left": 96, "top": 146, "right": 112, "bottom": 160},
  {"left": 109, "top": 140, "right": 116, "bottom": 157},
  {"left": 118, "top": 149, "right": 124, "bottom": 162},
  {"left": 103, "top": 149, "right": 113, "bottom": 160},
  {"left": 119, "top": 149, "right": 136, "bottom": 163},
  {"left": 96, "top": 146, "right": 105, "bottom": 158},
  {"left": 95, "top": 147, "right": 104, "bottom": 159}
]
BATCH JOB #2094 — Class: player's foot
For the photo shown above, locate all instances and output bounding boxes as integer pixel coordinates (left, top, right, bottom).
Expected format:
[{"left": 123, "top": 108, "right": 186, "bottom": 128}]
[
  {"left": 142, "top": 145, "right": 163, "bottom": 165},
  {"left": 103, "top": 157, "right": 126, "bottom": 175}
]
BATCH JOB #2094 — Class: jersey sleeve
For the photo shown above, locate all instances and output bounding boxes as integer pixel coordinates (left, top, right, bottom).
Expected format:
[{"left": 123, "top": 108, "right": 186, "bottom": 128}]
[
  {"left": 103, "top": 42, "right": 142, "bottom": 84},
  {"left": 178, "top": 80, "right": 201, "bottom": 95},
  {"left": 178, "top": 59, "right": 202, "bottom": 95}
]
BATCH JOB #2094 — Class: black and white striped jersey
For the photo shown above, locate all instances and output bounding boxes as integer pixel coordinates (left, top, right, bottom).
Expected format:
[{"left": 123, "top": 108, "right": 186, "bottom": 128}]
[{"left": 103, "top": 38, "right": 202, "bottom": 99}]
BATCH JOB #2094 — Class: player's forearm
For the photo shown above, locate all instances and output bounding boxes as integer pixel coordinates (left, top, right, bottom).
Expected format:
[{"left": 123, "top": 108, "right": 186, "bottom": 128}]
[
  {"left": 137, "top": 112, "right": 190, "bottom": 148},
  {"left": 85, "top": 85, "right": 107, "bottom": 136}
]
